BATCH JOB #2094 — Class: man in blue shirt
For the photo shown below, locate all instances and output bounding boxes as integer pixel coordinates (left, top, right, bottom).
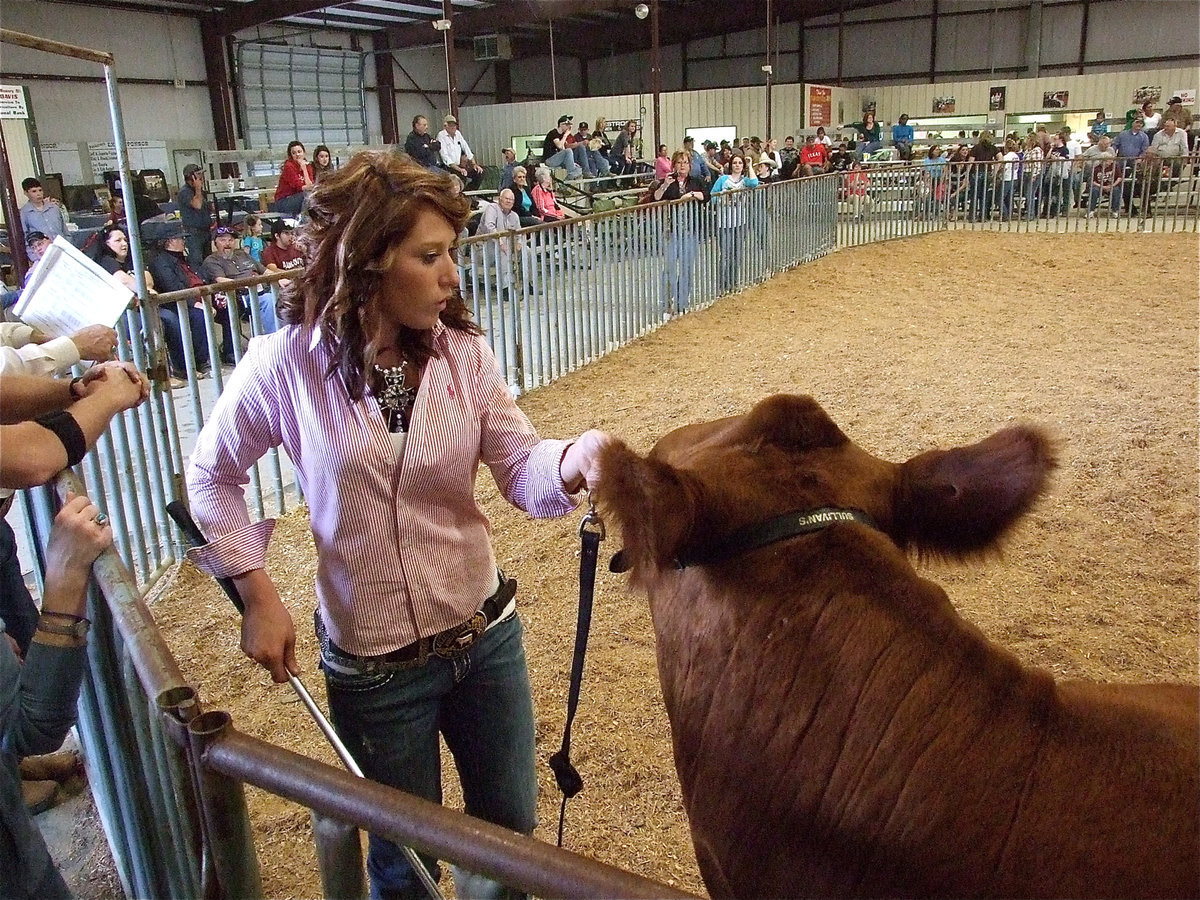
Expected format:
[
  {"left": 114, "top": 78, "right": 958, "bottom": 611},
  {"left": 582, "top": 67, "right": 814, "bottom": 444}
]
[
  {"left": 892, "top": 114, "right": 915, "bottom": 161},
  {"left": 18, "top": 179, "right": 68, "bottom": 241},
  {"left": 1110, "top": 119, "right": 1149, "bottom": 215},
  {"left": 684, "top": 136, "right": 711, "bottom": 188}
]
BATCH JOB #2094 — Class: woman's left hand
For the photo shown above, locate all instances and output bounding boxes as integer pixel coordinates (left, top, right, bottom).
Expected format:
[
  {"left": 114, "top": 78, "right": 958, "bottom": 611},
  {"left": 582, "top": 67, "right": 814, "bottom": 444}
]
[{"left": 561, "top": 429, "right": 611, "bottom": 494}]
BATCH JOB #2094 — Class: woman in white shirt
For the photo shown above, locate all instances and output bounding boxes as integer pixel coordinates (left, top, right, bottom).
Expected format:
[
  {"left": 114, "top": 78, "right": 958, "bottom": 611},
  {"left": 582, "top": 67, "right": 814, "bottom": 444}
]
[
  {"left": 999, "top": 138, "right": 1021, "bottom": 221},
  {"left": 186, "top": 152, "right": 609, "bottom": 900}
]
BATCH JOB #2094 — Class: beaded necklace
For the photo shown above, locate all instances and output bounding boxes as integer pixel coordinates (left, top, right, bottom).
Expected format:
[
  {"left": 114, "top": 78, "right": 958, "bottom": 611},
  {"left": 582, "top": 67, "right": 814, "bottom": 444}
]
[{"left": 374, "top": 360, "right": 417, "bottom": 433}]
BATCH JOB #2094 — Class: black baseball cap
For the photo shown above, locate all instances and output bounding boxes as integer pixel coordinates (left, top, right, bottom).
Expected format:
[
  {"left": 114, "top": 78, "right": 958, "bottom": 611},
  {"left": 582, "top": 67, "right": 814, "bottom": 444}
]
[
  {"left": 25, "top": 230, "right": 49, "bottom": 245},
  {"left": 271, "top": 219, "right": 294, "bottom": 238},
  {"left": 558, "top": 114, "right": 573, "bottom": 125}
]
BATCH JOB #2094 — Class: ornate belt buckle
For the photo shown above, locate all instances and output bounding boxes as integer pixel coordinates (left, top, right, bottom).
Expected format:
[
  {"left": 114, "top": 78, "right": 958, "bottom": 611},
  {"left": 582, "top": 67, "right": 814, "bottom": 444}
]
[{"left": 433, "top": 612, "right": 486, "bottom": 658}]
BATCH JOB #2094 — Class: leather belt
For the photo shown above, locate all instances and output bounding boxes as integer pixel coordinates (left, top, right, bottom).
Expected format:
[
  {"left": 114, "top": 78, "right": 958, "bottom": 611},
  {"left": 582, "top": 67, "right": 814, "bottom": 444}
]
[{"left": 318, "top": 573, "right": 518, "bottom": 674}]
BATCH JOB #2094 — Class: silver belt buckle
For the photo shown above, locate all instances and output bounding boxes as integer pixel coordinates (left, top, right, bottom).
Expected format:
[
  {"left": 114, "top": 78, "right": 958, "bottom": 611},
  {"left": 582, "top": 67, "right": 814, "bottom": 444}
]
[{"left": 433, "top": 612, "right": 486, "bottom": 659}]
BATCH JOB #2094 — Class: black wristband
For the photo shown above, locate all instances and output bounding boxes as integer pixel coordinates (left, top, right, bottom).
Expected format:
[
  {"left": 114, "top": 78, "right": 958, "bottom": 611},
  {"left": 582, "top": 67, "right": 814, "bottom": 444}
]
[{"left": 34, "top": 410, "right": 88, "bottom": 468}]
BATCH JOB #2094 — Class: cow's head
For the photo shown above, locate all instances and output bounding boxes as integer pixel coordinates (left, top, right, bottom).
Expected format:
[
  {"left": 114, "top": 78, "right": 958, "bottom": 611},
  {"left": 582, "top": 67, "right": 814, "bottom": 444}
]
[{"left": 596, "top": 394, "right": 1058, "bottom": 581}]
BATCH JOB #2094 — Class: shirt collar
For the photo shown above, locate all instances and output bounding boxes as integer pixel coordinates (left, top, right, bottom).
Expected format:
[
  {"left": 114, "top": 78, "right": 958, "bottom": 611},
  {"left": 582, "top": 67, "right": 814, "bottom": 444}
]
[{"left": 309, "top": 319, "right": 448, "bottom": 352}]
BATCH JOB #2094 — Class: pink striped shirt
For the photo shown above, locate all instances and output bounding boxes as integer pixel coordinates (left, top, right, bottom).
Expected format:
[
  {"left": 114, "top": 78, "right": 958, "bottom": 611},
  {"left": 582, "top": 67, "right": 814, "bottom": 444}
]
[{"left": 186, "top": 322, "right": 578, "bottom": 655}]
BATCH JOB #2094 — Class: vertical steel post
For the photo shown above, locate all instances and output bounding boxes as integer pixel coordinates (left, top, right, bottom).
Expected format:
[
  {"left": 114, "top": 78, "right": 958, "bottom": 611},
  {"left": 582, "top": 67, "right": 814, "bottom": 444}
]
[
  {"left": 312, "top": 811, "right": 367, "bottom": 900},
  {"left": 187, "top": 711, "right": 264, "bottom": 900}
]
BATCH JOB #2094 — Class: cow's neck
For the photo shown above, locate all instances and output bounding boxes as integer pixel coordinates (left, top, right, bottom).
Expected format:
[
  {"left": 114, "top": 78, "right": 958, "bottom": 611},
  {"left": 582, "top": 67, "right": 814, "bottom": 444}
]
[{"left": 649, "top": 525, "right": 1053, "bottom": 896}]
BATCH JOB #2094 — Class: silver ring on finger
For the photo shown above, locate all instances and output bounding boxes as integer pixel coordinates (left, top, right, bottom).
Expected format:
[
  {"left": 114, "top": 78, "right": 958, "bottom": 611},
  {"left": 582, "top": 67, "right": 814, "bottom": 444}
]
[{"left": 94, "top": 513, "right": 109, "bottom": 526}]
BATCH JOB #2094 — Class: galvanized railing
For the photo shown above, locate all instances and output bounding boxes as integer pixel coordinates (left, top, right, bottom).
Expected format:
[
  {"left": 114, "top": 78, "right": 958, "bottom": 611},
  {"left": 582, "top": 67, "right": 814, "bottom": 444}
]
[
  {"left": 837, "top": 154, "right": 1199, "bottom": 247},
  {"left": 15, "top": 175, "right": 837, "bottom": 899}
]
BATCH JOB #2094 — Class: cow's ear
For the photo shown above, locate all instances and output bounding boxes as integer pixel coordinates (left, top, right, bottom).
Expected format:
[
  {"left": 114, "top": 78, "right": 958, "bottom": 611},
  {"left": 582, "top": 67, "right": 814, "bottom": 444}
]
[
  {"left": 740, "top": 394, "right": 848, "bottom": 451},
  {"left": 897, "top": 426, "right": 1059, "bottom": 559},
  {"left": 594, "top": 439, "right": 697, "bottom": 578}
]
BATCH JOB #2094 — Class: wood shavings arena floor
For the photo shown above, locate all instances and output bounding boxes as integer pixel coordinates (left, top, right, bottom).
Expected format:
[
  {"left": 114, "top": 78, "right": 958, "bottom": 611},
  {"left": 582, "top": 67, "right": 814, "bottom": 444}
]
[{"left": 131, "top": 231, "right": 1198, "bottom": 899}]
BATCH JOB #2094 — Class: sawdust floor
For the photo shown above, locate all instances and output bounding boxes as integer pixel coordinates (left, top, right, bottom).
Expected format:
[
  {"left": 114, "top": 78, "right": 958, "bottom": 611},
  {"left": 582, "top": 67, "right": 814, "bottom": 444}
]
[{"left": 146, "top": 230, "right": 1198, "bottom": 899}]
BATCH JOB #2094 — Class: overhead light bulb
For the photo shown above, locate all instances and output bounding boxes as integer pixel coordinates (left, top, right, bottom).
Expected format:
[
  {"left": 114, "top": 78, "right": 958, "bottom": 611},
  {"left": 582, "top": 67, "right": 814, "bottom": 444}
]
[{"left": 634, "top": 3, "right": 650, "bottom": 20}]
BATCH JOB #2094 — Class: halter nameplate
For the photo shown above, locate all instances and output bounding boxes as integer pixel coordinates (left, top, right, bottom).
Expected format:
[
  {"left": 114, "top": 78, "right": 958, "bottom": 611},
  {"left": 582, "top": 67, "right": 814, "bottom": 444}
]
[{"left": 673, "top": 506, "right": 879, "bottom": 569}]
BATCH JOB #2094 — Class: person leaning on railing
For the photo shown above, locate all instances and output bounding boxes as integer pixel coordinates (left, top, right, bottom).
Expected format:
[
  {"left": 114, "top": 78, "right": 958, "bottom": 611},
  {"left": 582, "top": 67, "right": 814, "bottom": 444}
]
[{"left": 0, "top": 364, "right": 149, "bottom": 900}]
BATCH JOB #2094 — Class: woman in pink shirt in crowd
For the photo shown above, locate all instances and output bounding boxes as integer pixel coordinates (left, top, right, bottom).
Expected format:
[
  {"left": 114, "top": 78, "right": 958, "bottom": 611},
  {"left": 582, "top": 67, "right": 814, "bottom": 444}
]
[
  {"left": 186, "top": 152, "right": 608, "bottom": 899},
  {"left": 273, "top": 140, "right": 315, "bottom": 217},
  {"left": 531, "top": 165, "right": 570, "bottom": 220}
]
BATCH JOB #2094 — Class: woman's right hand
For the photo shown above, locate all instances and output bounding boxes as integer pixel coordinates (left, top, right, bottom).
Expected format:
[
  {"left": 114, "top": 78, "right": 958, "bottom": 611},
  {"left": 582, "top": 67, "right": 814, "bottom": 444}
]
[{"left": 234, "top": 569, "right": 298, "bottom": 683}]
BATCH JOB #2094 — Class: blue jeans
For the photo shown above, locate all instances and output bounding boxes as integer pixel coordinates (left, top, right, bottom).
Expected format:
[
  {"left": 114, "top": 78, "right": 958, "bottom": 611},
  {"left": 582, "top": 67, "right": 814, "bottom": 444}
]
[
  {"left": 661, "top": 232, "right": 697, "bottom": 314},
  {"left": 255, "top": 290, "right": 278, "bottom": 334},
  {"left": 542, "top": 149, "right": 582, "bottom": 179},
  {"left": 323, "top": 614, "right": 536, "bottom": 900},
  {"left": 159, "top": 301, "right": 212, "bottom": 376},
  {"left": 717, "top": 227, "right": 743, "bottom": 294},
  {"left": 272, "top": 192, "right": 305, "bottom": 217}
]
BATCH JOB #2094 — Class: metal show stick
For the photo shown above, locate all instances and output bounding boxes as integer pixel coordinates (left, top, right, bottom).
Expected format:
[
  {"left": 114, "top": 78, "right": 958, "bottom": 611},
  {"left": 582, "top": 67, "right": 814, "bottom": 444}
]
[{"left": 166, "top": 500, "right": 445, "bottom": 900}]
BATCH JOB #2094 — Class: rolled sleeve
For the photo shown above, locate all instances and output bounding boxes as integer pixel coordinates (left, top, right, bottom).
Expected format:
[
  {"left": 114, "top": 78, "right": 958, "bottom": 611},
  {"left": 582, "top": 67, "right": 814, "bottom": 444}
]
[
  {"left": 185, "top": 518, "right": 277, "bottom": 578},
  {"left": 186, "top": 336, "right": 286, "bottom": 571}
]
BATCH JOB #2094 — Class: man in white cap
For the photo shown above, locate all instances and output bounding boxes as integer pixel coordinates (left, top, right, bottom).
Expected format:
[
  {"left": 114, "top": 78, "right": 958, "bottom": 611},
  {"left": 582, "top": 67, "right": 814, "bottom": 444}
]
[{"left": 437, "top": 115, "right": 484, "bottom": 191}]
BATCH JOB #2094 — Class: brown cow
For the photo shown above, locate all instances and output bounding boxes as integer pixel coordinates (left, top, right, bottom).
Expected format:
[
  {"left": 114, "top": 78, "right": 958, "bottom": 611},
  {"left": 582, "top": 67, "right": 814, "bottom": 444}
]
[{"left": 595, "top": 394, "right": 1199, "bottom": 899}]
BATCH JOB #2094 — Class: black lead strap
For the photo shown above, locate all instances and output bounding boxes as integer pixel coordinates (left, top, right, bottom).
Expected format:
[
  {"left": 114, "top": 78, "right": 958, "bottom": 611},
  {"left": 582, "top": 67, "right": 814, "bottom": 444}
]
[{"left": 548, "top": 497, "right": 604, "bottom": 847}]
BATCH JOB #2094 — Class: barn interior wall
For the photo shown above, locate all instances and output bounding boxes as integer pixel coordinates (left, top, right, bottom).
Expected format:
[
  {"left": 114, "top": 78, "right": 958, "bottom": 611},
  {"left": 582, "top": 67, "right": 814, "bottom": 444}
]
[{"left": 0, "top": 1, "right": 1195, "bottom": 179}]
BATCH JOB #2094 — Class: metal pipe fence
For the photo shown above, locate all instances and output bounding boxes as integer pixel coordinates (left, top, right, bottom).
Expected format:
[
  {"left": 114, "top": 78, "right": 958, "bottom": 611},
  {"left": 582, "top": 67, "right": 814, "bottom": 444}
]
[{"left": 836, "top": 154, "right": 1199, "bottom": 247}]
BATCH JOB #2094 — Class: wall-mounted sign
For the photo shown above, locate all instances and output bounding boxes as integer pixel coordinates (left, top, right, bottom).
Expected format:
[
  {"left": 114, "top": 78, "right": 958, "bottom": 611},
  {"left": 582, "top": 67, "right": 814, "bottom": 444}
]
[
  {"left": 0, "top": 85, "right": 29, "bottom": 119},
  {"left": 989, "top": 86, "right": 1006, "bottom": 111},
  {"left": 1043, "top": 90, "right": 1070, "bottom": 109},
  {"left": 932, "top": 96, "right": 956, "bottom": 114},
  {"left": 809, "top": 85, "right": 832, "bottom": 128}
]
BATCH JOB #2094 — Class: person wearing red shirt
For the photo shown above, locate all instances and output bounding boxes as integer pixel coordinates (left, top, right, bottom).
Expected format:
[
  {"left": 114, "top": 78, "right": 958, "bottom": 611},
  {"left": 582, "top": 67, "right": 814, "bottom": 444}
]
[
  {"left": 261, "top": 220, "right": 304, "bottom": 272},
  {"left": 799, "top": 135, "right": 830, "bottom": 176},
  {"left": 273, "top": 141, "right": 315, "bottom": 217}
]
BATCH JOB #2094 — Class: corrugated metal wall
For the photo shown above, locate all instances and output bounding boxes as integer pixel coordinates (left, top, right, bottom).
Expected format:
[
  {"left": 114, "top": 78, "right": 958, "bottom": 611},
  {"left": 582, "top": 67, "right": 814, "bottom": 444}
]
[
  {"left": 870, "top": 67, "right": 1199, "bottom": 122},
  {"left": 452, "top": 61, "right": 1192, "bottom": 168}
]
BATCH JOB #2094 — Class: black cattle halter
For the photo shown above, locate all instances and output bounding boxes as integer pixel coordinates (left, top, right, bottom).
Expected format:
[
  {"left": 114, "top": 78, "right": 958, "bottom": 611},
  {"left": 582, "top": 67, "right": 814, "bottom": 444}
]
[{"left": 610, "top": 506, "right": 880, "bottom": 572}]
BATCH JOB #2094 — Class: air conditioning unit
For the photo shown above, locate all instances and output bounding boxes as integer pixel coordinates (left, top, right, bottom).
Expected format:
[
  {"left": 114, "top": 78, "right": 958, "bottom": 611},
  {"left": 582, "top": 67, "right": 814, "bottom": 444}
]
[{"left": 473, "top": 34, "right": 512, "bottom": 61}]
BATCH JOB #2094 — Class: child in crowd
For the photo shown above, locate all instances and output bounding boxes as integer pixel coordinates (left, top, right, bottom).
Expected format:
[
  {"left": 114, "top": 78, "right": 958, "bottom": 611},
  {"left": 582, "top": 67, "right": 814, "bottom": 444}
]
[
  {"left": 242, "top": 214, "right": 265, "bottom": 264},
  {"left": 844, "top": 160, "right": 872, "bottom": 219}
]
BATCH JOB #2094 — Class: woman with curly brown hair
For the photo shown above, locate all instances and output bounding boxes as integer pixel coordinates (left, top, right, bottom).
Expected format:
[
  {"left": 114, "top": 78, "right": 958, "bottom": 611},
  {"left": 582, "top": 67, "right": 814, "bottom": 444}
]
[{"left": 185, "top": 151, "right": 608, "bottom": 900}]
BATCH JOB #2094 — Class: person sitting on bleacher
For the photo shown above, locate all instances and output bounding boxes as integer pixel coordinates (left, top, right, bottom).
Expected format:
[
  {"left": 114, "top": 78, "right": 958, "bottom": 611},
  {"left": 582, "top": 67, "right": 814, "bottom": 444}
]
[
  {"left": 828, "top": 141, "right": 853, "bottom": 173},
  {"left": 509, "top": 168, "right": 543, "bottom": 227},
  {"left": 1149, "top": 117, "right": 1190, "bottom": 179},
  {"left": 145, "top": 220, "right": 214, "bottom": 384},
  {"left": 849, "top": 111, "right": 883, "bottom": 159},
  {"left": 532, "top": 166, "right": 571, "bottom": 220},
  {"left": 892, "top": 114, "right": 915, "bottom": 161},
  {"left": 201, "top": 224, "right": 273, "bottom": 344},
  {"left": 798, "top": 135, "right": 830, "bottom": 177}
]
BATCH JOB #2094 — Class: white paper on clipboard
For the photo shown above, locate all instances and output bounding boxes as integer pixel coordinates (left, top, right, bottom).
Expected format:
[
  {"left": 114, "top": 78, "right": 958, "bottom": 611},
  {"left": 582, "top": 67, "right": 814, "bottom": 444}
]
[{"left": 13, "top": 236, "right": 133, "bottom": 338}]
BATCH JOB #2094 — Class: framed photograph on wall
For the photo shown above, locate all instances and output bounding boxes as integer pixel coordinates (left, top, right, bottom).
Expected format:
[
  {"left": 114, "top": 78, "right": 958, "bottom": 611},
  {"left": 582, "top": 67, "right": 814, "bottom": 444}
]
[
  {"left": 1043, "top": 90, "right": 1070, "bottom": 109},
  {"left": 932, "top": 96, "right": 956, "bottom": 114},
  {"left": 989, "top": 86, "right": 1006, "bottom": 111},
  {"left": 1132, "top": 85, "right": 1162, "bottom": 105}
]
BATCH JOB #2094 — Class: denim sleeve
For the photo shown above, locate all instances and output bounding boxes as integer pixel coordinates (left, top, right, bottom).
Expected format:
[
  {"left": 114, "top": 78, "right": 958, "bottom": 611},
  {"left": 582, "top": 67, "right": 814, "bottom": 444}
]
[{"left": 0, "top": 631, "right": 86, "bottom": 759}]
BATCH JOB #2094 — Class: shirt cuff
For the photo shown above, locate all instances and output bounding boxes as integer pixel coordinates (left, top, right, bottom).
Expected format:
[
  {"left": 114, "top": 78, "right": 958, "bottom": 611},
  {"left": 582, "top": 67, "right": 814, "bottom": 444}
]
[
  {"left": 524, "top": 438, "right": 579, "bottom": 518},
  {"left": 185, "top": 518, "right": 276, "bottom": 578},
  {"left": 41, "top": 337, "right": 82, "bottom": 372}
]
